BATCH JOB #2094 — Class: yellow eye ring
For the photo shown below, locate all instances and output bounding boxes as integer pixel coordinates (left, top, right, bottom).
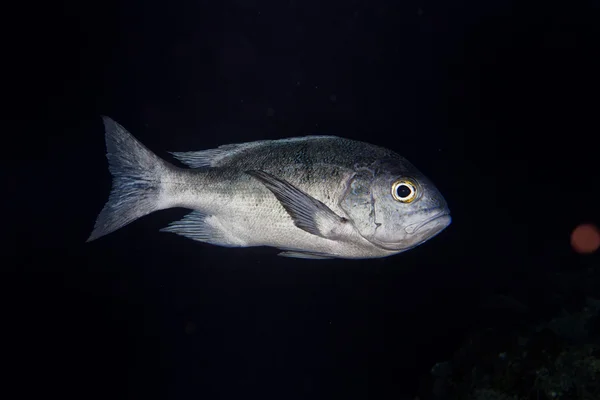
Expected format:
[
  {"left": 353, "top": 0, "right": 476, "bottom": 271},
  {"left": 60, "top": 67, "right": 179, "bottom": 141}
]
[{"left": 391, "top": 179, "right": 418, "bottom": 203}]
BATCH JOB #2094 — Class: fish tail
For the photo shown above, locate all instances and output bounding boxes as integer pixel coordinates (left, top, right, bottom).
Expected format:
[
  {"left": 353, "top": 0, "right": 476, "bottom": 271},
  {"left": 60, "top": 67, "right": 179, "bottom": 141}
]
[{"left": 86, "top": 116, "right": 171, "bottom": 242}]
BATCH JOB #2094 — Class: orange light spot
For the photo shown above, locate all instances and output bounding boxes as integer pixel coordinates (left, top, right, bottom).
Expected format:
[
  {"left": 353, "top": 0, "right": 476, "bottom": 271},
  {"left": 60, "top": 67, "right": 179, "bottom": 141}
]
[{"left": 571, "top": 223, "right": 600, "bottom": 254}]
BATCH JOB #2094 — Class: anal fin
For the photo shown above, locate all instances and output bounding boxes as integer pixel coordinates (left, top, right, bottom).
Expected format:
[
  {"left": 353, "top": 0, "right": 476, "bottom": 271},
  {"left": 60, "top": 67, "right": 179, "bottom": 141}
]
[{"left": 160, "top": 211, "right": 239, "bottom": 247}]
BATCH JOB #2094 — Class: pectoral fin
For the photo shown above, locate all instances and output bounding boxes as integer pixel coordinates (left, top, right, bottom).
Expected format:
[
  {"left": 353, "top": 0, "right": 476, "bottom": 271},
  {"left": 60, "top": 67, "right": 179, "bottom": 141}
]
[{"left": 246, "top": 170, "right": 349, "bottom": 239}]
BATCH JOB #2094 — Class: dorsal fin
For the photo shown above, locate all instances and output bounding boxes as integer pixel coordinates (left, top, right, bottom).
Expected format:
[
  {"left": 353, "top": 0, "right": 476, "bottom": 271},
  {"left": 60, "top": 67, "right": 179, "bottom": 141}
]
[
  {"left": 169, "top": 135, "right": 339, "bottom": 168},
  {"left": 169, "top": 142, "right": 267, "bottom": 168}
]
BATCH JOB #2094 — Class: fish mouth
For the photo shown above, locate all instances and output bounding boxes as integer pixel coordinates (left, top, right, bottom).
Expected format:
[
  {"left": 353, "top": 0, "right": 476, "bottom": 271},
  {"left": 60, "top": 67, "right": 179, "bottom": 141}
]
[
  {"left": 363, "top": 208, "right": 451, "bottom": 252},
  {"left": 404, "top": 210, "right": 452, "bottom": 234},
  {"left": 371, "top": 209, "right": 452, "bottom": 252}
]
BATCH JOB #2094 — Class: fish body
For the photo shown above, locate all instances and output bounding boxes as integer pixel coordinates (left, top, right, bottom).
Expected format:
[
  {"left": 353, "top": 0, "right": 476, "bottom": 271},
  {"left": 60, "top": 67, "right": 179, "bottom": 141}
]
[{"left": 87, "top": 117, "right": 451, "bottom": 259}]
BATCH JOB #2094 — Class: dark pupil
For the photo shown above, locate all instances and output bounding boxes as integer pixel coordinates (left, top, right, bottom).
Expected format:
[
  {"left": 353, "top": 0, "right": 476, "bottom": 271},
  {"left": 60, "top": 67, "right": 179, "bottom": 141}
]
[{"left": 396, "top": 184, "right": 412, "bottom": 198}]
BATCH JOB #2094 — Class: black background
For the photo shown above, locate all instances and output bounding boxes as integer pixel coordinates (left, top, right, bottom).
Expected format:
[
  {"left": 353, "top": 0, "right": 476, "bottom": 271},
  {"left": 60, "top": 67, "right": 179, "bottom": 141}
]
[{"left": 5, "top": 0, "right": 600, "bottom": 399}]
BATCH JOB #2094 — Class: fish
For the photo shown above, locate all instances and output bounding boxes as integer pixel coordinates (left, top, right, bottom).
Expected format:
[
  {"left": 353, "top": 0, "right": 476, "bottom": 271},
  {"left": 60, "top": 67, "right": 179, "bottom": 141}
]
[{"left": 87, "top": 116, "right": 451, "bottom": 259}]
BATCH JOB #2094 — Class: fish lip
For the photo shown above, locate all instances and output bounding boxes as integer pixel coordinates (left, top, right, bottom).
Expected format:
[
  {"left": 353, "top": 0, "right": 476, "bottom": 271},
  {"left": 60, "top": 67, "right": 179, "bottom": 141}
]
[
  {"left": 404, "top": 209, "right": 451, "bottom": 234},
  {"left": 361, "top": 207, "right": 452, "bottom": 253},
  {"left": 370, "top": 210, "right": 451, "bottom": 251},
  {"left": 360, "top": 208, "right": 451, "bottom": 251}
]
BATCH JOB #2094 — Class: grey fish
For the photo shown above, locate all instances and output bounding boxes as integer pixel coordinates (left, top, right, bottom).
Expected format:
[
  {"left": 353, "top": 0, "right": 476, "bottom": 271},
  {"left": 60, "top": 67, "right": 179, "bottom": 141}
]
[{"left": 87, "top": 116, "right": 451, "bottom": 259}]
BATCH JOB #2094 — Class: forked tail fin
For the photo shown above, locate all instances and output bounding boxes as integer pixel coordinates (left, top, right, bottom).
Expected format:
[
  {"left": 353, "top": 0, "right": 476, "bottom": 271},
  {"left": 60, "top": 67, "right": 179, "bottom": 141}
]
[{"left": 87, "top": 116, "right": 170, "bottom": 242}]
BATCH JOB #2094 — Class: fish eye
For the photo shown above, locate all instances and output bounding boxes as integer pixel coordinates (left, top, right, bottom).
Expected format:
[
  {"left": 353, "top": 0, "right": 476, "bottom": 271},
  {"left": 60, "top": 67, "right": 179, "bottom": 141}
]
[{"left": 391, "top": 179, "right": 418, "bottom": 203}]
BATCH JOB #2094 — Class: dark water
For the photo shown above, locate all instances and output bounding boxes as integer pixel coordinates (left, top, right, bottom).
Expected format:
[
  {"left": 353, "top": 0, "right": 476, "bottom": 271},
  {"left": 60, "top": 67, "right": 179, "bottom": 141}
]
[{"left": 5, "top": 0, "right": 599, "bottom": 399}]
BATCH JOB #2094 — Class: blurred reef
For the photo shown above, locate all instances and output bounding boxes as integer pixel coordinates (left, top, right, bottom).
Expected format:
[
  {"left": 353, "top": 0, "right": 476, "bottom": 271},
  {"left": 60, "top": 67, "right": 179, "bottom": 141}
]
[{"left": 420, "top": 266, "right": 600, "bottom": 400}]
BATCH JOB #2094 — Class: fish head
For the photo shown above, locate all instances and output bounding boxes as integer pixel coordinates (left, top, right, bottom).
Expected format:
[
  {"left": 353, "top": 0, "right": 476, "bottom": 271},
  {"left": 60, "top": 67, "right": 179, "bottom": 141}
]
[{"left": 340, "top": 158, "right": 451, "bottom": 252}]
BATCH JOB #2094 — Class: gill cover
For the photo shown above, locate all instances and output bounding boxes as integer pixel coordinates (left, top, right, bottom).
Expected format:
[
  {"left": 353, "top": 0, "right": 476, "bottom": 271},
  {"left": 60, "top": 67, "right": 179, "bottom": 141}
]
[{"left": 341, "top": 165, "right": 379, "bottom": 240}]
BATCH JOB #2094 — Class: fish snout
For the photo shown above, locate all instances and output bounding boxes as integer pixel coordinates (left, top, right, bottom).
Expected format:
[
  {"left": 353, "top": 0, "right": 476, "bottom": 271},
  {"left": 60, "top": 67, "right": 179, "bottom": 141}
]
[{"left": 404, "top": 209, "right": 451, "bottom": 234}]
